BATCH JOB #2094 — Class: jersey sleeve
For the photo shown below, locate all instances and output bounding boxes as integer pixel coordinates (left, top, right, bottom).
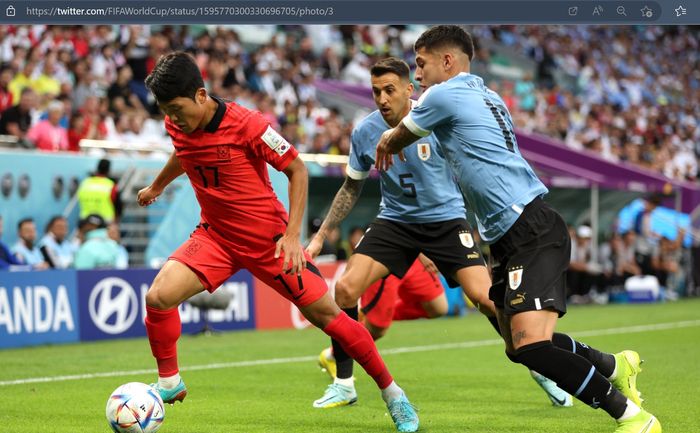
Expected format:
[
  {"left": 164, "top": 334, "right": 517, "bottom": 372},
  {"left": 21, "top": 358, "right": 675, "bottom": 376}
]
[
  {"left": 246, "top": 112, "right": 298, "bottom": 171},
  {"left": 346, "top": 126, "right": 371, "bottom": 180},
  {"left": 403, "top": 85, "right": 452, "bottom": 137}
]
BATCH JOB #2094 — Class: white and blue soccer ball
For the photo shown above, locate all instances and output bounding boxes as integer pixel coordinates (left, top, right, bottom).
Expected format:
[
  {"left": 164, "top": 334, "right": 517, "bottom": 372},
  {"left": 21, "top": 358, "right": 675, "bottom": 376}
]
[{"left": 106, "top": 382, "right": 165, "bottom": 433}]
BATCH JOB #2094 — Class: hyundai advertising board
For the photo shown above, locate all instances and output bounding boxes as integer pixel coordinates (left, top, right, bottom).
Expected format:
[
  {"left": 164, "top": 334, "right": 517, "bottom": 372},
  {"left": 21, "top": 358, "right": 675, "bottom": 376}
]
[
  {"left": 78, "top": 269, "right": 255, "bottom": 341},
  {"left": 0, "top": 270, "right": 80, "bottom": 349}
]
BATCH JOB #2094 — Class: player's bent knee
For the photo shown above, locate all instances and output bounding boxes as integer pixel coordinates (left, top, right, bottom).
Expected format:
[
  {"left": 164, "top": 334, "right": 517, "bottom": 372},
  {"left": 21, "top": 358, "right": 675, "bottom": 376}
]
[
  {"left": 423, "top": 298, "right": 448, "bottom": 318},
  {"left": 512, "top": 340, "right": 553, "bottom": 366},
  {"left": 145, "top": 287, "right": 173, "bottom": 310},
  {"left": 334, "top": 277, "right": 362, "bottom": 308},
  {"left": 299, "top": 294, "right": 340, "bottom": 329}
]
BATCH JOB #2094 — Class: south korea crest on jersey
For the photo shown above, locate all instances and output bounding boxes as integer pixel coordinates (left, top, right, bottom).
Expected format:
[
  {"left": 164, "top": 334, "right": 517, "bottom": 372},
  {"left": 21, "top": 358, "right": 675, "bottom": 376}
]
[
  {"left": 508, "top": 266, "right": 524, "bottom": 290},
  {"left": 417, "top": 142, "right": 431, "bottom": 161},
  {"left": 459, "top": 230, "right": 474, "bottom": 248}
]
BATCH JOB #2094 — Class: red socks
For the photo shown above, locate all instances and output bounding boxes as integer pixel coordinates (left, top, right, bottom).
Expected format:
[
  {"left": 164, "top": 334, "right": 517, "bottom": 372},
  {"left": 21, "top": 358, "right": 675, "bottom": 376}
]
[
  {"left": 145, "top": 305, "right": 181, "bottom": 377},
  {"left": 323, "top": 311, "right": 393, "bottom": 389},
  {"left": 145, "top": 306, "right": 395, "bottom": 388},
  {"left": 392, "top": 299, "right": 430, "bottom": 321}
]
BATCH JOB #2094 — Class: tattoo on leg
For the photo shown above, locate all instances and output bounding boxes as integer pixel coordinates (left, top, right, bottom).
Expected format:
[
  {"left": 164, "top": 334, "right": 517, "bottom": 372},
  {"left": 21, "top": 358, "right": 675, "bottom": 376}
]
[{"left": 513, "top": 330, "right": 526, "bottom": 345}]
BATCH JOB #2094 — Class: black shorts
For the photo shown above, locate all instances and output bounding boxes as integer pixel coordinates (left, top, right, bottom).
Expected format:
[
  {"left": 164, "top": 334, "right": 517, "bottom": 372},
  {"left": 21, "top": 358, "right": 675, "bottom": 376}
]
[
  {"left": 488, "top": 197, "right": 570, "bottom": 316},
  {"left": 353, "top": 218, "right": 485, "bottom": 285}
]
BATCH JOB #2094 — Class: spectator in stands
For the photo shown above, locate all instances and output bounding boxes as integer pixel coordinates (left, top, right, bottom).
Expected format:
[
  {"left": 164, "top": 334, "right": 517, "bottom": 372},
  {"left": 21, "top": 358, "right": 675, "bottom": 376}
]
[
  {"left": 107, "top": 64, "right": 145, "bottom": 114},
  {"left": 107, "top": 221, "right": 129, "bottom": 269},
  {"left": 633, "top": 194, "right": 662, "bottom": 275},
  {"left": 67, "top": 111, "right": 94, "bottom": 151},
  {"left": 0, "top": 88, "right": 37, "bottom": 145},
  {"left": 38, "top": 94, "right": 71, "bottom": 129},
  {"left": 72, "top": 59, "right": 103, "bottom": 110},
  {"left": 0, "top": 66, "right": 14, "bottom": 112},
  {"left": 597, "top": 232, "right": 620, "bottom": 291},
  {"left": 341, "top": 50, "right": 372, "bottom": 85},
  {"left": 77, "top": 158, "right": 120, "bottom": 223},
  {"left": 70, "top": 217, "right": 90, "bottom": 250},
  {"left": 74, "top": 214, "right": 121, "bottom": 269},
  {"left": 77, "top": 95, "right": 108, "bottom": 141},
  {"left": 616, "top": 230, "right": 643, "bottom": 281},
  {"left": 92, "top": 43, "right": 120, "bottom": 89},
  {"left": 514, "top": 72, "right": 536, "bottom": 112},
  {"left": 0, "top": 215, "right": 23, "bottom": 270},
  {"left": 26, "top": 100, "right": 70, "bottom": 151},
  {"left": 8, "top": 60, "right": 39, "bottom": 103},
  {"left": 652, "top": 229, "right": 685, "bottom": 298},
  {"left": 567, "top": 225, "right": 603, "bottom": 301},
  {"left": 11, "top": 218, "right": 49, "bottom": 269},
  {"left": 38, "top": 215, "right": 77, "bottom": 269},
  {"left": 34, "top": 53, "right": 61, "bottom": 100}
]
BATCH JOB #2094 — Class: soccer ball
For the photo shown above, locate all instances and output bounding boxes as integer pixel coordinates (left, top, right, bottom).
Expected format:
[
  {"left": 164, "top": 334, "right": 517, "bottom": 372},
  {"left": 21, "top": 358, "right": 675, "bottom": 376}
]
[{"left": 106, "top": 382, "right": 165, "bottom": 433}]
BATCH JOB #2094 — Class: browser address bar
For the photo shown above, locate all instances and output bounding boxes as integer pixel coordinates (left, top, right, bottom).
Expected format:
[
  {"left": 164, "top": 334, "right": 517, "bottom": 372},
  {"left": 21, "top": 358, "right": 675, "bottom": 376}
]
[{"left": 2, "top": 0, "right": 663, "bottom": 24}]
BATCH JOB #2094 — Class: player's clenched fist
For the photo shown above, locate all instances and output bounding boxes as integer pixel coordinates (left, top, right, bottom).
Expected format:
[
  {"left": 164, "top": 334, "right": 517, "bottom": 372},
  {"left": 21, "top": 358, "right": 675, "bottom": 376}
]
[{"left": 137, "top": 185, "right": 162, "bottom": 207}]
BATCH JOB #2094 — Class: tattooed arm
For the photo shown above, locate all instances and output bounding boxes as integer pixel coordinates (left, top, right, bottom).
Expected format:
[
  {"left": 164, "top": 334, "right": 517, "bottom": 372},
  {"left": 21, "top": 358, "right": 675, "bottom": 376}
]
[{"left": 305, "top": 176, "right": 365, "bottom": 258}]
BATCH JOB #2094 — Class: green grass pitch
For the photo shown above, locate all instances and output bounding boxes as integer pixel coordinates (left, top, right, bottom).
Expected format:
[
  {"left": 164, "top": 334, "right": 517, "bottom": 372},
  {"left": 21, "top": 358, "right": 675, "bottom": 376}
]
[{"left": 1, "top": 299, "right": 698, "bottom": 432}]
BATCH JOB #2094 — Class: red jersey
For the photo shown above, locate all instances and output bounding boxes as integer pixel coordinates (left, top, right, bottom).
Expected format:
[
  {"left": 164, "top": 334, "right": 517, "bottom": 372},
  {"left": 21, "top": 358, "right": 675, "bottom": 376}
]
[{"left": 165, "top": 97, "right": 298, "bottom": 254}]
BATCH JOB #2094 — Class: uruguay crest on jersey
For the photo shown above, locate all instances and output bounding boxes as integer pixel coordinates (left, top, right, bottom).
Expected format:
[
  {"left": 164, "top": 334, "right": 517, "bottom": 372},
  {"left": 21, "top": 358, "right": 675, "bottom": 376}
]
[
  {"left": 417, "top": 142, "right": 431, "bottom": 161},
  {"left": 508, "top": 266, "right": 524, "bottom": 290},
  {"left": 459, "top": 230, "right": 474, "bottom": 248}
]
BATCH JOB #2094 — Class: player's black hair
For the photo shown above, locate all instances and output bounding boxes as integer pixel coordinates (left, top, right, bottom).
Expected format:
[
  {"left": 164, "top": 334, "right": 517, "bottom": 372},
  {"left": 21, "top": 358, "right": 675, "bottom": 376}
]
[
  {"left": 414, "top": 25, "right": 474, "bottom": 61},
  {"left": 145, "top": 51, "right": 205, "bottom": 103},
  {"left": 17, "top": 217, "right": 34, "bottom": 231},
  {"left": 370, "top": 57, "right": 411, "bottom": 80}
]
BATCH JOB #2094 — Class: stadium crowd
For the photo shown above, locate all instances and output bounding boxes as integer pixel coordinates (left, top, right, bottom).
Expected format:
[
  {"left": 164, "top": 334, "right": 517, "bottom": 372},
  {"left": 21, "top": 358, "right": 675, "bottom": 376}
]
[
  {"left": 0, "top": 25, "right": 697, "bottom": 181},
  {"left": 472, "top": 25, "right": 700, "bottom": 183}
]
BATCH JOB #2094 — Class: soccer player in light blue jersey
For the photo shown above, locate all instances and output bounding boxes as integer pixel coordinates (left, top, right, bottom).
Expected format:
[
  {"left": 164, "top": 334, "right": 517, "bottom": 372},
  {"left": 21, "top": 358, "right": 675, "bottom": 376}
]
[
  {"left": 307, "top": 57, "right": 571, "bottom": 415},
  {"left": 376, "top": 26, "right": 660, "bottom": 433}
]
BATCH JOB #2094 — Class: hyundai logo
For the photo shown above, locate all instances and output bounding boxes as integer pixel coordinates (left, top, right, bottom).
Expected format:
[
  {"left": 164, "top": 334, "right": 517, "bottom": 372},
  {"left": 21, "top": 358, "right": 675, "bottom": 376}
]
[{"left": 89, "top": 277, "right": 139, "bottom": 334}]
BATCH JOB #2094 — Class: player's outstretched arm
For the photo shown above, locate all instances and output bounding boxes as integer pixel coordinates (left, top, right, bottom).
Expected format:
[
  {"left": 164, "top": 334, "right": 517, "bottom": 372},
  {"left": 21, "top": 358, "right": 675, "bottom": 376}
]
[
  {"left": 375, "top": 123, "right": 419, "bottom": 171},
  {"left": 306, "top": 176, "right": 365, "bottom": 259},
  {"left": 137, "top": 151, "right": 185, "bottom": 207},
  {"left": 277, "top": 157, "right": 308, "bottom": 275}
]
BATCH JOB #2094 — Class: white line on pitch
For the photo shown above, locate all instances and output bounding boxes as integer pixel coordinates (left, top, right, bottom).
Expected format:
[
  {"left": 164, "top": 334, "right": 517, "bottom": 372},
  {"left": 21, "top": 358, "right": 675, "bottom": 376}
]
[{"left": 1, "top": 319, "right": 698, "bottom": 387}]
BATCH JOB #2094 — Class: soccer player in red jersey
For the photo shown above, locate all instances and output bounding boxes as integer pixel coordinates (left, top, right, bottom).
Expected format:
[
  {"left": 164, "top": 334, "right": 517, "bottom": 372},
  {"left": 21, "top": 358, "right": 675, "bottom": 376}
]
[{"left": 137, "top": 52, "right": 418, "bottom": 432}]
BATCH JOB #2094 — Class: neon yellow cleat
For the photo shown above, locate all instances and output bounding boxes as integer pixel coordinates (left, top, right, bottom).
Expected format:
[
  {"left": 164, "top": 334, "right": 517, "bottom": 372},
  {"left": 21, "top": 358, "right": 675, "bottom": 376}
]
[
  {"left": 318, "top": 347, "right": 337, "bottom": 379},
  {"left": 615, "top": 409, "right": 661, "bottom": 433},
  {"left": 611, "top": 350, "right": 644, "bottom": 407}
]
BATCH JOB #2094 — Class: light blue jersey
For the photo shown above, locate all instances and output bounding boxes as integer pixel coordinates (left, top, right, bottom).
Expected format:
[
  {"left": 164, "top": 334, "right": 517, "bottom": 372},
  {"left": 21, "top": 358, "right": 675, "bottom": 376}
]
[
  {"left": 39, "top": 234, "right": 78, "bottom": 269},
  {"left": 11, "top": 241, "right": 44, "bottom": 266},
  {"left": 404, "top": 73, "right": 548, "bottom": 242},
  {"left": 349, "top": 107, "right": 465, "bottom": 223}
]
